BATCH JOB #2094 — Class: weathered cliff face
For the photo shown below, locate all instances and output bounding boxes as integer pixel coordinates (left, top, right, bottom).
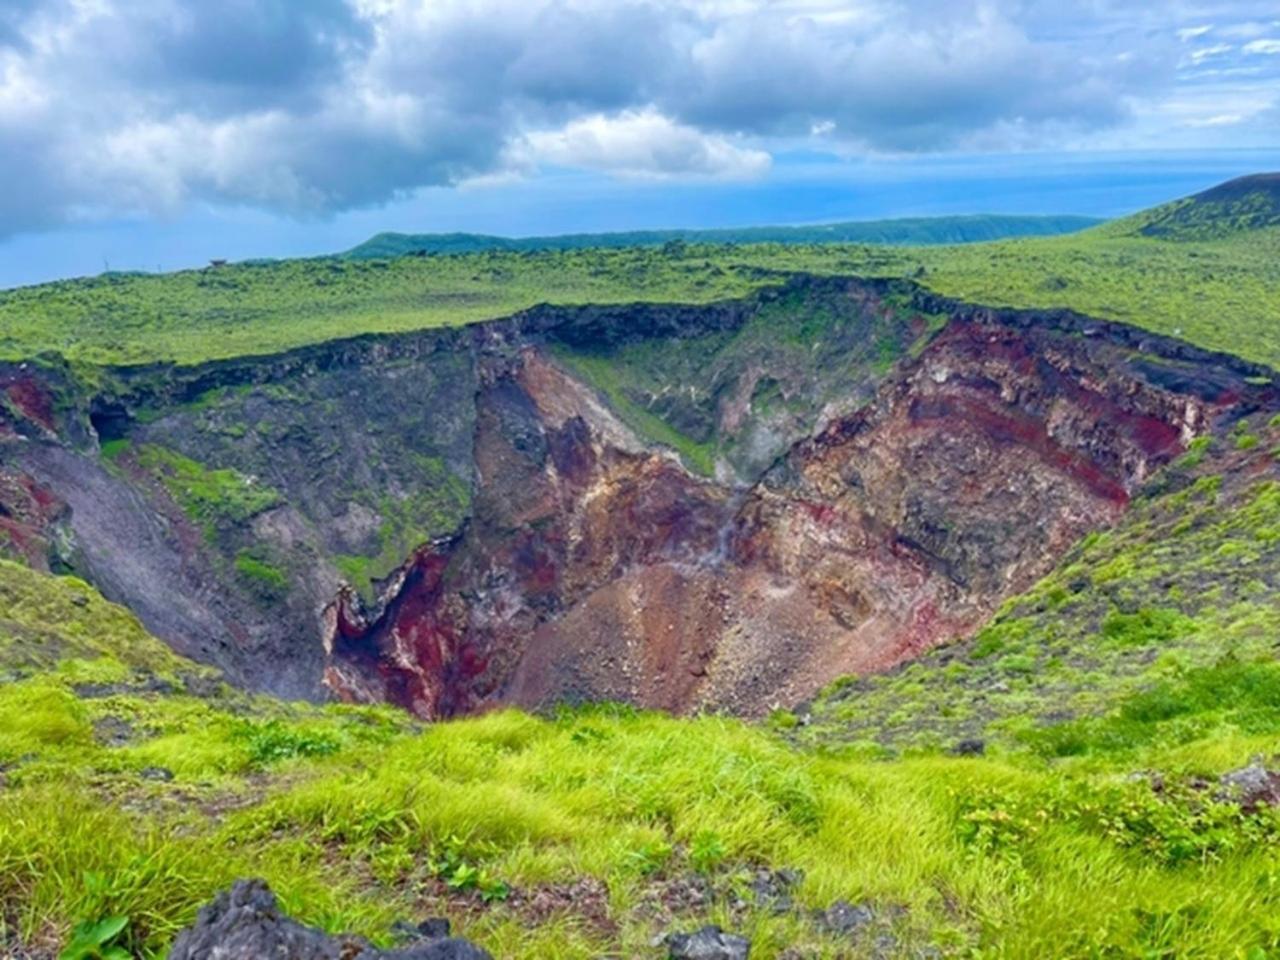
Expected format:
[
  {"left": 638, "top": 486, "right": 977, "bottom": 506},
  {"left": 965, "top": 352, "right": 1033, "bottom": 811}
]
[
  {"left": 320, "top": 289, "right": 1275, "bottom": 718},
  {"left": 0, "top": 333, "right": 478, "bottom": 696},
  {"left": 0, "top": 276, "right": 1274, "bottom": 715}
]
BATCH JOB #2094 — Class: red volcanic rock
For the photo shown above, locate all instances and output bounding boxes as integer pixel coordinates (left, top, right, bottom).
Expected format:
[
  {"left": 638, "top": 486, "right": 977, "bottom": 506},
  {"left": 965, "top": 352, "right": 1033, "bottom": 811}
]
[
  {"left": 0, "top": 470, "right": 69, "bottom": 570},
  {"left": 2, "top": 276, "right": 1266, "bottom": 716},
  {"left": 2, "top": 374, "right": 57, "bottom": 435},
  {"left": 321, "top": 306, "right": 1256, "bottom": 720}
]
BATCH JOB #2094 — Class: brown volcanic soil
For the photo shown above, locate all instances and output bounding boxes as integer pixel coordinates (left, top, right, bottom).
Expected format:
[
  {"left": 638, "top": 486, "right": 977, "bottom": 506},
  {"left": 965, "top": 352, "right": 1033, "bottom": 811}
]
[{"left": 320, "top": 292, "right": 1275, "bottom": 718}]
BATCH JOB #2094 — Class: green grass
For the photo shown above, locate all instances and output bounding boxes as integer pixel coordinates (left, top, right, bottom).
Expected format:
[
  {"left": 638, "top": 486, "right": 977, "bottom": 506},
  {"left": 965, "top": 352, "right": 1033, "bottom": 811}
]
[
  {"left": 233, "top": 551, "right": 288, "bottom": 594},
  {"left": 0, "top": 222, "right": 1277, "bottom": 370},
  {"left": 4, "top": 552, "right": 1280, "bottom": 958},
  {"left": 133, "top": 444, "right": 281, "bottom": 540},
  {"left": 550, "top": 348, "right": 719, "bottom": 476},
  {"left": 0, "top": 251, "right": 767, "bottom": 366},
  {"left": 1107, "top": 173, "right": 1280, "bottom": 241},
  {"left": 721, "top": 227, "right": 1280, "bottom": 369}
]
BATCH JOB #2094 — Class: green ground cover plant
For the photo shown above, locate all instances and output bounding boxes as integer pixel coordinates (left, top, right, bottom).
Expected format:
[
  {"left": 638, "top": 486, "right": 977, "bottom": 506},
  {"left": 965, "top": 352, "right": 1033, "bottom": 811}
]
[
  {"left": 133, "top": 445, "right": 280, "bottom": 540},
  {"left": 0, "top": 222, "right": 1277, "bottom": 369}
]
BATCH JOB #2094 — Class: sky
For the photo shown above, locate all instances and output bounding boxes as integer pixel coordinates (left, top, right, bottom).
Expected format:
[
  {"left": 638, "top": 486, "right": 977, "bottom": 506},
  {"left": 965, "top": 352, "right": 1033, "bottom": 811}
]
[{"left": 0, "top": 0, "right": 1278, "bottom": 288}]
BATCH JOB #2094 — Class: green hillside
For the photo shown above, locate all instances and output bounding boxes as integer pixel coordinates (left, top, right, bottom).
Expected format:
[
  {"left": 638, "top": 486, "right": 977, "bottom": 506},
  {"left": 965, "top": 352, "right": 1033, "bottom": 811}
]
[
  {"left": 0, "top": 218, "right": 1275, "bottom": 369},
  {"left": 1105, "top": 173, "right": 1280, "bottom": 241},
  {"left": 345, "top": 214, "right": 1100, "bottom": 259}
]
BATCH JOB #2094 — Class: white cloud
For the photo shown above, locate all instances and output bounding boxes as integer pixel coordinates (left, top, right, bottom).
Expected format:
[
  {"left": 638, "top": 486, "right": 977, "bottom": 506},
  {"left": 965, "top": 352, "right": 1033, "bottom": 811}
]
[
  {"left": 520, "top": 109, "right": 771, "bottom": 180},
  {"left": 1185, "top": 113, "right": 1246, "bottom": 126},
  {"left": 1243, "top": 38, "right": 1280, "bottom": 54},
  {"left": 0, "top": 0, "right": 1271, "bottom": 238},
  {"left": 1189, "top": 43, "right": 1234, "bottom": 62}
]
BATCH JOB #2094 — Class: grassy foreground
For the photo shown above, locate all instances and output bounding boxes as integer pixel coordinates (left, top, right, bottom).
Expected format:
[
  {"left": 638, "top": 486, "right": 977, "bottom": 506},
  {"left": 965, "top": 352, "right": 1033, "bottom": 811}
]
[
  {"left": 2, "top": 555, "right": 1280, "bottom": 959},
  {"left": 0, "top": 223, "right": 1277, "bottom": 369}
]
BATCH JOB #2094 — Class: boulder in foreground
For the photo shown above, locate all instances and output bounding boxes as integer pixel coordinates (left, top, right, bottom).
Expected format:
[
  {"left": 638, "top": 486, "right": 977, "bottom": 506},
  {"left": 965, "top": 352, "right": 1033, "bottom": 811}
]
[{"left": 168, "top": 880, "right": 492, "bottom": 960}]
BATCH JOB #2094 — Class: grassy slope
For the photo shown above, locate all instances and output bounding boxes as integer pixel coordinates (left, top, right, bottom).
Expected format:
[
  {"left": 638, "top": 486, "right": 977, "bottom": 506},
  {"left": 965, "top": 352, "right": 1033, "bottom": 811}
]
[
  {"left": 721, "top": 226, "right": 1280, "bottom": 368},
  {"left": 1107, "top": 173, "right": 1280, "bottom": 241},
  {"left": 0, "top": 222, "right": 1277, "bottom": 370},
  {"left": 0, "top": 253, "right": 767, "bottom": 366},
  {"left": 345, "top": 214, "right": 1101, "bottom": 258},
  {"left": 5, "top": 539, "right": 1280, "bottom": 958}
]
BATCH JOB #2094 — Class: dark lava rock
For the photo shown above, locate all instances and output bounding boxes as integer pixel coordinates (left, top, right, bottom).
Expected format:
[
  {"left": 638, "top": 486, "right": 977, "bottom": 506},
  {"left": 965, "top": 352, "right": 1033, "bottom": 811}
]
[
  {"left": 75, "top": 676, "right": 177, "bottom": 699},
  {"left": 667, "top": 925, "right": 750, "bottom": 960},
  {"left": 951, "top": 739, "right": 985, "bottom": 757},
  {"left": 392, "top": 918, "right": 452, "bottom": 944},
  {"left": 168, "top": 880, "right": 492, "bottom": 960},
  {"left": 92, "top": 716, "right": 135, "bottom": 747},
  {"left": 1217, "top": 762, "right": 1280, "bottom": 810},
  {"left": 818, "top": 899, "right": 875, "bottom": 936},
  {"left": 646, "top": 873, "right": 714, "bottom": 915},
  {"left": 747, "top": 868, "right": 802, "bottom": 914},
  {"left": 181, "top": 672, "right": 227, "bottom": 699},
  {"left": 139, "top": 766, "right": 175, "bottom": 782}
]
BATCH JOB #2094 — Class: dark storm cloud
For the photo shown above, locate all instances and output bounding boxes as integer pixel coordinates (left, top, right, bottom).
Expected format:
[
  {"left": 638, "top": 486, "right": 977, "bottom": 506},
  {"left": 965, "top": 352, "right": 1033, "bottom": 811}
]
[
  {"left": 666, "top": 3, "right": 1162, "bottom": 149},
  {"left": 129, "top": 0, "right": 371, "bottom": 110},
  {"left": 0, "top": 0, "right": 1272, "bottom": 238},
  {"left": 67, "top": 0, "right": 372, "bottom": 114}
]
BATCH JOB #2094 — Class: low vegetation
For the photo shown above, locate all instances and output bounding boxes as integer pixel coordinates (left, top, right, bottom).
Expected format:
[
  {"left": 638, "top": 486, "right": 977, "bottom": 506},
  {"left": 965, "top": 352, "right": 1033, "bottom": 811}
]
[
  {"left": 0, "top": 210, "right": 1277, "bottom": 369},
  {"left": 344, "top": 214, "right": 1100, "bottom": 258},
  {"left": 132, "top": 444, "right": 281, "bottom": 543}
]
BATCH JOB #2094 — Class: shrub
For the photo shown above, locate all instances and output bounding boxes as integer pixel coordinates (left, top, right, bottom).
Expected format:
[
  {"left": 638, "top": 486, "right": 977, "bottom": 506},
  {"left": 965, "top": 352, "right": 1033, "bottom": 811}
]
[
  {"left": 1100, "top": 607, "right": 1193, "bottom": 648},
  {"left": 232, "top": 720, "right": 339, "bottom": 767}
]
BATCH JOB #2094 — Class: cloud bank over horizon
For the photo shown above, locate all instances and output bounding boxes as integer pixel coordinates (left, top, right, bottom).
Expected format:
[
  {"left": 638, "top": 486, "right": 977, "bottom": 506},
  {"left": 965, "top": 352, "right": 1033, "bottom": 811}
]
[{"left": 0, "top": 0, "right": 1278, "bottom": 241}]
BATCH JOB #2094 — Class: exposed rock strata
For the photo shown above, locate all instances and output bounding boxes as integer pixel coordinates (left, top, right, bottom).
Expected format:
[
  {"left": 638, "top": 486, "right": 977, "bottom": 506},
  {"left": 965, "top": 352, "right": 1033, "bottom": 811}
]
[
  {"left": 320, "top": 288, "right": 1275, "bottom": 717},
  {"left": 0, "top": 276, "right": 1274, "bottom": 715}
]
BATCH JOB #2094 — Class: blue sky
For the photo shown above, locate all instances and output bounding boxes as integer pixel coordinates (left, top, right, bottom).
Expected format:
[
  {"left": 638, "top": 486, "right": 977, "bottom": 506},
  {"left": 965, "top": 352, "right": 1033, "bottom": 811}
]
[{"left": 0, "top": 1, "right": 1278, "bottom": 288}]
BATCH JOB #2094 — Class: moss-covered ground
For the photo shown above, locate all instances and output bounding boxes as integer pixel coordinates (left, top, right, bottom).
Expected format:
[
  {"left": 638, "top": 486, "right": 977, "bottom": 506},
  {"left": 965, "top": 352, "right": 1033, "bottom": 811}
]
[{"left": 0, "top": 223, "right": 1277, "bottom": 369}]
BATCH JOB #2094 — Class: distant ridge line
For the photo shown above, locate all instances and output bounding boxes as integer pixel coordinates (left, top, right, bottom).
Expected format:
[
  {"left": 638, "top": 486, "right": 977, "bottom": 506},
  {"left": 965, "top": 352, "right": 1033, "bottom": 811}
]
[{"left": 343, "top": 213, "right": 1102, "bottom": 259}]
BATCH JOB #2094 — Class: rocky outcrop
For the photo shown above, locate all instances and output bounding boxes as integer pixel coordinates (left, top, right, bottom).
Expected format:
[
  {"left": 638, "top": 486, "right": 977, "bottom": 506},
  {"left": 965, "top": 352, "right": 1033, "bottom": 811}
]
[
  {"left": 666, "top": 925, "right": 751, "bottom": 960},
  {"left": 322, "top": 286, "right": 1276, "bottom": 718},
  {"left": 168, "top": 880, "right": 492, "bottom": 960},
  {"left": 1, "top": 276, "right": 1275, "bottom": 715},
  {"left": 1217, "top": 762, "right": 1280, "bottom": 811}
]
